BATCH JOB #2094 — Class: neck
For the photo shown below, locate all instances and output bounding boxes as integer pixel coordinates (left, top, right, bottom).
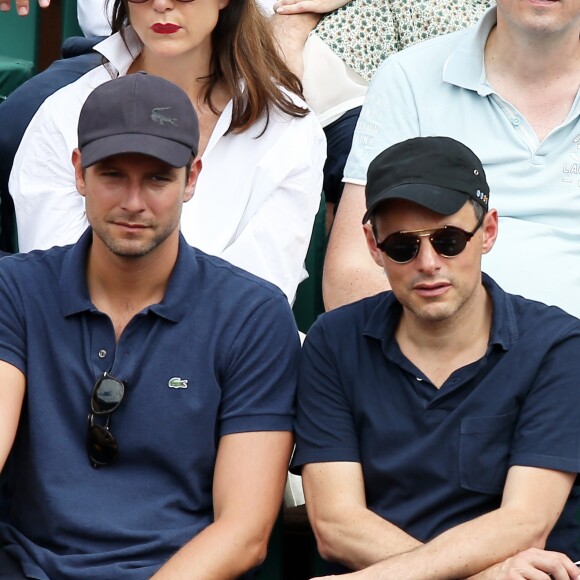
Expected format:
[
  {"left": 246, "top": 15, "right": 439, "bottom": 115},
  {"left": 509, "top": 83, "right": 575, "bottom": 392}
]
[
  {"left": 485, "top": 22, "right": 580, "bottom": 83},
  {"left": 86, "top": 234, "right": 179, "bottom": 317},
  {"left": 130, "top": 48, "right": 212, "bottom": 103},
  {"left": 395, "top": 284, "right": 492, "bottom": 385}
]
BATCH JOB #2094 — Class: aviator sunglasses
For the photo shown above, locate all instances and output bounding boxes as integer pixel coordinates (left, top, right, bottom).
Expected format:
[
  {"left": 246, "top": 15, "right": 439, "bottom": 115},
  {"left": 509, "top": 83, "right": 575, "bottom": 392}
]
[
  {"left": 376, "top": 214, "right": 485, "bottom": 264},
  {"left": 87, "top": 372, "right": 126, "bottom": 468}
]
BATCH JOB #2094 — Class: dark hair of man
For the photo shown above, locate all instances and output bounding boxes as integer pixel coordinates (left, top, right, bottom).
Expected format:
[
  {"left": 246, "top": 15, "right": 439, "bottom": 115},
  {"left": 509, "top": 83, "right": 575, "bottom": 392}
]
[
  {"left": 108, "top": 0, "right": 308, "bottom": 136},
  {"left": 370, "top": 199, "right": 486, "bottom": 240}
]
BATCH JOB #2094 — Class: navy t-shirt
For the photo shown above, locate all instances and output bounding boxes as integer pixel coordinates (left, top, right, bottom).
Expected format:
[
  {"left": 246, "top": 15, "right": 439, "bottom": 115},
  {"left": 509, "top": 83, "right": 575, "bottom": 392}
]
[
  {"left": 0, "top": 230, "right": 300, "bottom": 579},
  {"left": 292, "top": 274, "right": 580, "bottom": 561}
]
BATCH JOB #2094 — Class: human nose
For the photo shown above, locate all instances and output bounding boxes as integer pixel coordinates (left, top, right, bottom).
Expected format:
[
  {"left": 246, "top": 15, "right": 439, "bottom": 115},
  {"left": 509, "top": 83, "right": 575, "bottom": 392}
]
[
  {"left": 120, "top": 181, "right": 146, "bottom": 213},
  {"left": 414, "top": 234, "right": 441, "bottom": 274},
  {"left": 151, "top": 0, "right": 173, "bottom": 11}
]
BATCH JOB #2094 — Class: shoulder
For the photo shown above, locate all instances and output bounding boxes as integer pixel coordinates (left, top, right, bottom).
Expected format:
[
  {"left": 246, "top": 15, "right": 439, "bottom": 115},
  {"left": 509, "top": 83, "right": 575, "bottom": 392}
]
[
  {"left": 191, "top": 246, "right": 290, "bottom": 305},
  {"left": 489, "top": 276, "right": 580, "bottom": 345},
  {"left": 0, "top": 247, "right": 70, "bottom": 291},
  {"left": 378, "top": 26, "right": 470, "bottom": 76},
  {"left": 266, "top": 86, "right": 325, "bottom": 142},
  {"left": 510, "top": 293, "right": 580, "bottom": 339},
  {"left": 306, "top": 292, "right": 391, "bottom": 345}
]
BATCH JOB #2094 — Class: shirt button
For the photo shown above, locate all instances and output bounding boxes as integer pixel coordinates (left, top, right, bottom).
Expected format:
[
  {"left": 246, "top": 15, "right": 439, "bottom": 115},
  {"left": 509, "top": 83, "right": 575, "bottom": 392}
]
[
  {"left": 98, "top": 350, "right": 107, "bottom": 359},
  {"left": 511, "top": 117, "right": 521, "bottom": 126}
]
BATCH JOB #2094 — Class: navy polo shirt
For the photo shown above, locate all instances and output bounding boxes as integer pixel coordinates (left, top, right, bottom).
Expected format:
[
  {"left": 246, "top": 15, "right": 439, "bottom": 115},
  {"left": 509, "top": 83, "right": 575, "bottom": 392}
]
[
  {"left": 292, "top": 274, "right": 580, "bottom": 559},
  {"left": 0, "top": 229, "right": 300, "bottom": 580}
]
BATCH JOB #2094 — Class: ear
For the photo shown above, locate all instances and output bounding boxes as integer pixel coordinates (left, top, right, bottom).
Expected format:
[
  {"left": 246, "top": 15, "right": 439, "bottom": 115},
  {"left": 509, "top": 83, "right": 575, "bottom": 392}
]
[
  {"left": 481, "top": 209, "right": 499, "bottom": 255},
  {"left": 71, "top": 149, "right": 86, "bottom": 197},
  {"left": 184, "top": 157, "right": 202, "bottom": 203},
  {"left": 363, "top": 223, "right": 387, "bottom": 268}
]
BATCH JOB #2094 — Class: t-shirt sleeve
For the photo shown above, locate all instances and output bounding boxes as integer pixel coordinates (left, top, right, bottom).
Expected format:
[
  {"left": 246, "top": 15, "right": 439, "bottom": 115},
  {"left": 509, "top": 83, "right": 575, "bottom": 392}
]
[
  {"left": 343, "top": 56, "right": 421, "bottom": 185},
  {"left": 218, "top": 294, "right": 300, "bottom": 436},
  {"left": 0, "top": 263, "right": 27, "bottom": 374},
  {"left": 291, "top": 318, "right": 361, "bottom": 472},
  {"left": 510, "top": 329, "right": 580, "bottom": 476}
]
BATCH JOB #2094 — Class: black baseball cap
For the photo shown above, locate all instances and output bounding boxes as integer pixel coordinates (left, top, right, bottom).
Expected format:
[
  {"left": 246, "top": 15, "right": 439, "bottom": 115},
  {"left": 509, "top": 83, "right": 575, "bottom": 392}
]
[
  {"left": 78, "top": 72, "right": 199, "bottom": 169},
  {"left": 362, "top": 137, "right": 489, "bottom": 223}
]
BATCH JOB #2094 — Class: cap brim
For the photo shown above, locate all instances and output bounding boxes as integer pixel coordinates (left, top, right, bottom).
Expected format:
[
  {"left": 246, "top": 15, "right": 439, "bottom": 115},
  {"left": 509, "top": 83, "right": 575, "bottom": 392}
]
[
  {"left": 81, "top": 133, "right": 194, "bottom": 169},
  {"left": 362, "top": 183, "right": 469, "bottom": 223}
]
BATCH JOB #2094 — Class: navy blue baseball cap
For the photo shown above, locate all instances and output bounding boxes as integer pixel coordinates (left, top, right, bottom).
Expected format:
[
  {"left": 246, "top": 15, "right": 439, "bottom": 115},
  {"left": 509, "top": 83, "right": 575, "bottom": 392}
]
[{"left": 78, "top": 72, "right": 199, "bottom": 169}]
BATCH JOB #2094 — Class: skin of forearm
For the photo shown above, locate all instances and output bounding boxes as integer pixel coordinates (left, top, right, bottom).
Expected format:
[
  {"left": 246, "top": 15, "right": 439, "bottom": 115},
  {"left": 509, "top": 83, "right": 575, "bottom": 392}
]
[
  {"left": 311, "top": 503, "right": 422, "bottom": 570},
  {"left": 367, "top": 505, "right": 552, "bottom": 580},
  {"left": 270, "top": 13, "right": 321, "bottom": 78},
  {"left": 150, "top": 518, "right": 270, "bottom": 579},
  {"left": 322, "top": 186, "right": 389, "bottom": 310}
]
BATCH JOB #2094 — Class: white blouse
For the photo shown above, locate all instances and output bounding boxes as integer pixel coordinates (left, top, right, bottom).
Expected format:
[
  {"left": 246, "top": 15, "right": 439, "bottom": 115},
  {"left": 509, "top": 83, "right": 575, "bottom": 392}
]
[{"left": 10, "top": 28, "right": 326, "bottom": 303}]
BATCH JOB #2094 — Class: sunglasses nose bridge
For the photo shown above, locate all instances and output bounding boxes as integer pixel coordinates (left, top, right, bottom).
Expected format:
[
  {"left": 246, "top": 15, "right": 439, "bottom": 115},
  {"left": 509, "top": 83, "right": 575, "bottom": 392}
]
[{"left": 414, "top": 232, "right": 444, "bottom": 269}]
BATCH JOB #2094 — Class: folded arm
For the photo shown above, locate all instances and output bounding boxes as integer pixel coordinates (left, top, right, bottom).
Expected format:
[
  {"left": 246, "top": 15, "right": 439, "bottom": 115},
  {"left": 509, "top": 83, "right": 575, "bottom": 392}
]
[
  {"left": 471, "top": 547, "right": 580, "bottom": 580},
  {"left": 302, "top": 461, "right": 422, "bottom": 570},
  {"left": 152, "top": 430, "right": 293, "bottom": 579},
  {"left": 313, "top": 464, "right": 575, "bottom": 579}
]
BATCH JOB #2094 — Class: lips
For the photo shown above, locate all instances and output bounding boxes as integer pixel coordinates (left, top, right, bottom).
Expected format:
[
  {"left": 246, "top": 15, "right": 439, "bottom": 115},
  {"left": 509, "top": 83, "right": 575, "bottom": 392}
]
[
  {"left": 413, "top": 282, "right": 451, "bottom": 298},
  {"left": 151, "top": 23, "right": 181, "bottom": 34},
  {"left": 115, "top": 221, "right": 149, "bottom": 232}
]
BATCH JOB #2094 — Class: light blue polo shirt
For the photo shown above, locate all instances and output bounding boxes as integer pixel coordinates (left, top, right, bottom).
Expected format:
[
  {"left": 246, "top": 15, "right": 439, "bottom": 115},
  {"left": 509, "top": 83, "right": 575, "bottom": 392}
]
[
  {"left": 0, "top": 230, "right": 300, "bottom": 579},
  {"left": 344, "top": 7, "right": 580, "bottom": 317}
]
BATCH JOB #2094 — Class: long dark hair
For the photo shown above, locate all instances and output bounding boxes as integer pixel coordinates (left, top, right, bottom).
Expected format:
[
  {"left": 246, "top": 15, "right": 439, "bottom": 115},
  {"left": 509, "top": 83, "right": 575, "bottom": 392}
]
[{"left": 108, "top": 0, "right": 309, "bottom": 134}]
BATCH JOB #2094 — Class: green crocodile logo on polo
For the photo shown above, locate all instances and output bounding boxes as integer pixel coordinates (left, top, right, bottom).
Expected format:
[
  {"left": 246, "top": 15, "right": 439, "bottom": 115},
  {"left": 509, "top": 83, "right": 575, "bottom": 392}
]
[
  {"left": 168, "top": 377, "right": 188, "bottom": 389},
  {"left": 151, "top": 107, "right": 178, "bottom": 126}
]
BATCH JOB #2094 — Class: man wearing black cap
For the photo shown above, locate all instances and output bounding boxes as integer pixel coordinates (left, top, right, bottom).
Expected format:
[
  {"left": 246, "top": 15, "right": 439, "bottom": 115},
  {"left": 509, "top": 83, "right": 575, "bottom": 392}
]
[
  {"left": 291, "top": 137, "right": 580, "bottom": 579},
  {"left": 0, "top": 74, "right": 299, "bottom": 579}
]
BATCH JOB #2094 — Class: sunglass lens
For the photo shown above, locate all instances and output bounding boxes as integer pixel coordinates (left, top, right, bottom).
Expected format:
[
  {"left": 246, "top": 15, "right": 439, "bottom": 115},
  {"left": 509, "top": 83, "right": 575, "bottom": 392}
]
[
  {"left": 88, "top": 423, "right": 119, "bottom": 466},
  {"left": 92, "top": 376, "right": 124, "bottom": 414},
  {"left": 431, "top": 228, "right": 469, "bottom": 257},
  {"left": 384, "top": 233, "right": 419, "bottom": 263}
]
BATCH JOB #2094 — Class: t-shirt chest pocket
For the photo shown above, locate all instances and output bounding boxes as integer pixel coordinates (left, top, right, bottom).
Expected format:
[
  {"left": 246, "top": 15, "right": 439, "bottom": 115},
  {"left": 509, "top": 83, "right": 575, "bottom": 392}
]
[{"left": 459, "top": 410, "right": 519, "bottom": 494}]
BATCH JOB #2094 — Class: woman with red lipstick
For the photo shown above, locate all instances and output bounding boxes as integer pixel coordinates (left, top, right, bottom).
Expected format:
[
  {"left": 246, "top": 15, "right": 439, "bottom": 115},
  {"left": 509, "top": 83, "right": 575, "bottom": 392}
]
[{"left": 10, "top": 0, "right": 326, "bottom": 304}]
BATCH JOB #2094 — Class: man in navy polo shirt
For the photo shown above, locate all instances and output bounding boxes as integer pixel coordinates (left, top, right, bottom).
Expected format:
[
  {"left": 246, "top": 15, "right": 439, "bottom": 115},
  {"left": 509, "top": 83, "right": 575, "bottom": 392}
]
[
  {"left": 0, "top": 73, "right": 299, "bottom": 579},
  {"left": 293, "top": 137, "right": 580, "bottom": 579}
]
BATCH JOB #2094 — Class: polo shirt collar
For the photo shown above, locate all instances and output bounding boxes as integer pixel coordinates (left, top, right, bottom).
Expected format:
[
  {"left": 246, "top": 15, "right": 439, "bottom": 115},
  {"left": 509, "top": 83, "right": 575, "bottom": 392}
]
[
  {"left": 442, "top": 6, "right": 497, "bottom": 96},
  {"left": 362, "top": 272, "right": 517, "bottom": 352},
  {"left": 60, "top": 229, "right": 198, "bottom": 323}
]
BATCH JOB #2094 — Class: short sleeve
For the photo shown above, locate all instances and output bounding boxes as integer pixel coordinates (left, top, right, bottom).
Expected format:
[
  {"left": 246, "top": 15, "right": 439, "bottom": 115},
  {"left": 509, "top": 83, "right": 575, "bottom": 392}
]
[
  {"left": 0, "top": 262, "right": 27, "bottom": 374},
  {"left": 291, "top": 318, "right": 361, "bottom": 472},
  {"left": 343, "top": 56, "right": 421, "bottom": 185},
  {"left": 218, "top": 294, "right": 301, "bottom": 435},
  {"left": 510, "top": 330, "right": 580, "bottom": 475}
]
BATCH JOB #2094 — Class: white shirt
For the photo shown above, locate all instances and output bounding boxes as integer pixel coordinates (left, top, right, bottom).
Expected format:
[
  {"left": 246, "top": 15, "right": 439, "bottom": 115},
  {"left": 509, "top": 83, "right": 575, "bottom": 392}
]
[
  {"left": 77, "top": 0, "right": 112, "bottom": 37},
  {"left": 9, "top": 29, "right": 326, "bottom": 304},
  {"left": 343, "top": 7, "right": 580, "bottom": 317}
]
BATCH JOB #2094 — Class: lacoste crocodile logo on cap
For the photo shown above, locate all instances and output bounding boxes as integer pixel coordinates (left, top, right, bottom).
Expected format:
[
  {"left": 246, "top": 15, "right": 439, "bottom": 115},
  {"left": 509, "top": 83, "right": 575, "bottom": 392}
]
[
  {"left": 168, "top": 377, "right": 188, "bottom": 389},
  {"left": 151, "top": 107, "right": 178, "bottom": 126}
]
